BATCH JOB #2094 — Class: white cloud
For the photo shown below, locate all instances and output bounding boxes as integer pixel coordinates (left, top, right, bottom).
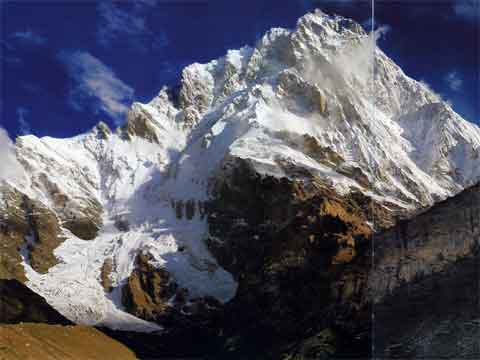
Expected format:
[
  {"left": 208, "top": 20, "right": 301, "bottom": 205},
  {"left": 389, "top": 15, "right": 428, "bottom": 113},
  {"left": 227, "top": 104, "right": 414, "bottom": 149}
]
[
  {"left": 444, "top": 71, "right": 463, "bottom": 91},
  {"left": 17, "top": 107, "right": 32, "bottom": 135},
  {"left": 336, "top": 25, "right": 391, "bottom": 86},
  {"left": 97, "top": 0, "right": 163, "bottom": 50},
  {"left": 360, "top": 18, "right": 392, "bottom": 36},
  {"left": 419, "top": 79, "right": 442, "bottom": 101},
  {"left": 454, "top": 0, "right": 479, "bottom": 21},
  {"left": 11, "top": 30, "right": 47, "bottom": 45},
  {"left": 373, "top": 25, "right": 391, "bottom": 41},
  {"left": 301, "top": 24, "right": 392, "bottom": 103},
  {"left": 0, "top": 128, "right": 26, "bottom": 183},
  {"left": 419, "top": 79, "right": 456, "bottom": 105},
  {"left": 58, "top": 50, "right": 134, "bottom": 125}
]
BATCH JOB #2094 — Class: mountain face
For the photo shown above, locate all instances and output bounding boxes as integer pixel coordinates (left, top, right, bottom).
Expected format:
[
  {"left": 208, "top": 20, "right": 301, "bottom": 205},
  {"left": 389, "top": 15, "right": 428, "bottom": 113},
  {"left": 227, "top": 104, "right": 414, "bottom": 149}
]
[{"left": 1, "top": 8, "right": 479, "bottom": 348}]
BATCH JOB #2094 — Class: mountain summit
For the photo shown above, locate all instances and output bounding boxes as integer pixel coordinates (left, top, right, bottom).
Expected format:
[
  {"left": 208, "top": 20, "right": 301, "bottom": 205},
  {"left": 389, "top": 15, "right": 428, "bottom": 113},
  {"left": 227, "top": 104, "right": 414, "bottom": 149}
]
[{"left": 1, "top": 10, "right": 479, "bottom": 332}]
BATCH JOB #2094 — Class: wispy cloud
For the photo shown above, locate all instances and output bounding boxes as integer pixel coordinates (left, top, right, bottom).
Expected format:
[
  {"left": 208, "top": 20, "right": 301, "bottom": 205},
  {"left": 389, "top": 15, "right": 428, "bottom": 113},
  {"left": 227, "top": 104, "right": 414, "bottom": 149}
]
[
  {"left": 58, "top": 50, "right": 134, "bottom": 125},
  {"left": 96, "top": 0, "right": 164, "bottom": 51},
  {"left": 360, "top": 17, "right": 392, "bottom": 36},
  {"left": 444, "top": 71, "right": 463, "bottom": 91},
  {"left": 454, "top": 0, "right": 479, "bottom": 21},
  {"left": 3, "top": 30, "right": 46, "bottom": 65},
  {"left": 373, "top": 25, "right": 391, "bottom": 42},
  {"left": 0, "top": 128, "right": 25, "bottom": 183},
  {"left": 11, "top": 30, "right": 47, "bottom": 46},
  {"left": 17, "top": 107, "right": 32, "bottom": 135},
  {"left": 419, "top": 79, "right": 443, "bottom": 100}
]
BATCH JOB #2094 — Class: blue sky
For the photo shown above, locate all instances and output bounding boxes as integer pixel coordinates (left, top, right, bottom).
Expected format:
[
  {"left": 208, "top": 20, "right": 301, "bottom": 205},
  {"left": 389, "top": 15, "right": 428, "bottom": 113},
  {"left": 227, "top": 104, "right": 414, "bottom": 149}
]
[{"left": 1, "top": 0, "right": 478, "bottom": 139}]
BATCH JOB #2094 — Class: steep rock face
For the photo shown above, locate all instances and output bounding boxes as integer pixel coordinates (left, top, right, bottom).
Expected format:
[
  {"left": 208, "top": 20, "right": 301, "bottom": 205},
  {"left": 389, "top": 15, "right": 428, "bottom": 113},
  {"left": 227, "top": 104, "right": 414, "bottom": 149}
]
[
  {"left": 122, "top": 253, "right": 177, "bottom": 321},
  {"left": 99, "top": 257, "right": 113, "bottom": 292},
  {"left": 23, "top": 197, "right": 65, "bottom": 274},
  {"left": 0, "top": 279, "right": 70, "bottom": 325},
  {"left": 123, "top": 103, "right": 161, "bottom": 143},
  {"left": 368, "top": 183, "right": 480, "bottom": 302},
  {"left": 94, "top": 121, "right": 112, "bottom": 140},
  {"left": 373, "top": 253, "right": 480, "bottom": 359},
  {"left": 122, "top": 252, "right": 224, "bottom": 334},
  {"left": 0, "top": 186, "right": 29, "bottom": 281},
  {"left": 206, "top": 158, "right": 374, "bottom": 355},
  {"left": 0, "top": 184, "right": 65, "bottom": 277}
]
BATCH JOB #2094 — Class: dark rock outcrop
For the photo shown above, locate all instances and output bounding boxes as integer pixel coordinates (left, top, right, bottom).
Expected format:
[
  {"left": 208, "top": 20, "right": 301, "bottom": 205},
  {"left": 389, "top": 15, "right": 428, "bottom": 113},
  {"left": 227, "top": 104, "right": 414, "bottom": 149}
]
[
  {"left": 121, "top": 252, "right": 225, "bottom": 341},
  {"left": 206, "top": 158, "right": 375, "bottom": 357},
  {"left": 0, "top": 279, "right": 70, "bottom": 325},
  {"left": 373, "top": 253, "right": 480, "bottom": 359},
  {"left": 23, "top": 198, "right": 65, "bottom": 274},
  {"left": 94, "top": 121, "right": 112, "bottom": 140},
  {"left": 363, "top": 183, "right": 480, "bottom": 358},
  {"left": 122, "top": 104, "right": 160, "bottom": 143},
  {"left": 122, "top": 252, "right": 177, "bottom": 321},
  {"left": 369, "top": 182, "right": 480, "bottom": 303},
  {"left": 100, "top": 258, "right": 113, "bottom": 293},
  {"left": 0, "top": 188, "right": 29, "bottom": 282},
  {"left": 62, "top": 214, "right": 101, "bottom": 241}
]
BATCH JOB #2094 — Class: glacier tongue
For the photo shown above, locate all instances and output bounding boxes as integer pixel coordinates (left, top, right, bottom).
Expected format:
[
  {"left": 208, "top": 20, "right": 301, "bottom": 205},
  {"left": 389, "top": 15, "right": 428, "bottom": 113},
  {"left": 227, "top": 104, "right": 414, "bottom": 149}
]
[{"left": 5, "top": 9, "right": 480, "bottom": 331}]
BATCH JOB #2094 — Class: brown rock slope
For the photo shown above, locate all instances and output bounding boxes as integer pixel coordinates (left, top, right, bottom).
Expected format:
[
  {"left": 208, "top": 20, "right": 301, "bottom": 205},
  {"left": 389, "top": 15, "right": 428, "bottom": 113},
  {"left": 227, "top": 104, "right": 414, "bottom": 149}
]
[{"left": 0, "top": 324, "right": 137, "bottom": 360}]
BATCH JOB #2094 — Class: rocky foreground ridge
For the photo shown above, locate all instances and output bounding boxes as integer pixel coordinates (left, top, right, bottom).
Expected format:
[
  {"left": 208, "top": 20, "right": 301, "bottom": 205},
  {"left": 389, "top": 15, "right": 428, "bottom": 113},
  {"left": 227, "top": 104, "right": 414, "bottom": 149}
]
[{"left": 0, "top": 9, "right": 479, "bottom": 358}]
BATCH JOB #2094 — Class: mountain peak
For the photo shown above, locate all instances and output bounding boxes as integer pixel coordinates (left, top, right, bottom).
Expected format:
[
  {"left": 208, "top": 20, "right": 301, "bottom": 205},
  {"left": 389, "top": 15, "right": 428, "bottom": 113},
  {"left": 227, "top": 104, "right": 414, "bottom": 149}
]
[
  {"left": 301, "top": 8, "right": 367, "bottom": 36},
  {"left": 3, "top": 10, "right": 480, "bottom": 333}
]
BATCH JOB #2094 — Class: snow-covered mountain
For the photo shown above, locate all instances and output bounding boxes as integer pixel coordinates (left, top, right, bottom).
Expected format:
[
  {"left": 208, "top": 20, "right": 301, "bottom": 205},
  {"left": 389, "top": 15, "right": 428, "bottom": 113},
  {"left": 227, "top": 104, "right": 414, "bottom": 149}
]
[{"left": 1, "top": 9, "right": 480, "bottom": 331}]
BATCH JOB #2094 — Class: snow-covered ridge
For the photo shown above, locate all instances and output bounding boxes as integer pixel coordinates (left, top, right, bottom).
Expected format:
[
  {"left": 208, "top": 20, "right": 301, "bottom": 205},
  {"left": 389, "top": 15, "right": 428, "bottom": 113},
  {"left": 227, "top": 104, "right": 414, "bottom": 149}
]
[{"left": 4, "top": 9, "right": 480, "bottom": 331}]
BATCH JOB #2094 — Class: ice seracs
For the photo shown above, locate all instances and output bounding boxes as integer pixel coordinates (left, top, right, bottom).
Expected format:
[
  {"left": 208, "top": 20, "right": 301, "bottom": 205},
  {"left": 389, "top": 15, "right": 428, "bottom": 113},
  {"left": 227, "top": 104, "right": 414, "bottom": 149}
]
[{"left": 3, "top": 9, "right": 480, "bottom": 331}]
